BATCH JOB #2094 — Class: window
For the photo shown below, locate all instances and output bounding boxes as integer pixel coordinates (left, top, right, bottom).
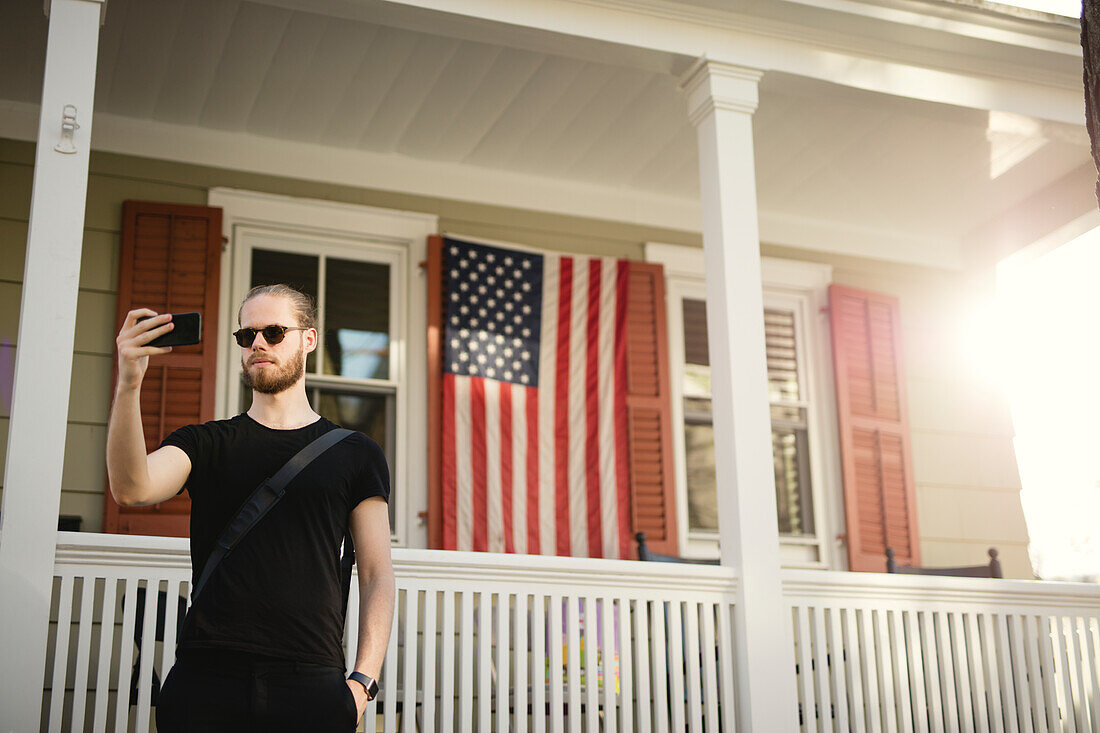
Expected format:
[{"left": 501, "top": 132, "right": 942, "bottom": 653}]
[
  {"left": 678, "top": 298, "right": 815, "bottom": 537},
  {"left": 211, "top": 189, "right": 436, "bottom": 547},
  {"left": 647, "top": 243, "right": 838, "bottom": 568}
]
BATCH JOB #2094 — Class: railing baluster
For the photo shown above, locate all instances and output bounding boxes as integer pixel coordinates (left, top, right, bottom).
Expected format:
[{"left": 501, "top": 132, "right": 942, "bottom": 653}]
[
  {"left": 917, "top": 611, "right": 945, "bottom": 733},
  {"left": 963, "top": 613, "right": 990, "bottom": 733},
  {"left": 684, "top": 601, "right": 703, "bottom": 733},
  {"left": 934, "top": 612, "right": 959, "bottom": 732},
  {"left": 842, "top": 607, "right": 868, "bottom": 733},
  {"left": 478, "top": 591, "right": 491, "bottom": 733},
  {"left": 1084, "top": 616, "right": 1100, "bottom": 730},
  {"left": 1053, "top": 616, "right": 1080, "bottom": 733},
  {"left": 1036, "top": 616, "right": 1061, "bottom": 732},
  {"left": 382, "top": 588, "right": 401, "bottom": 733},
  {"left": 1007, "top": 613, "right": 1035, "bottom": 733},
  {"left": 600, "top": 596, "right": 618, "bottom": 733},
  {"left": 700, "top": 601, "right": 720, "bottom": 733},
  {"left": 617, "top": 597, "right": 634, "bottom": 733},
  {"left": 566, "top": 596, "right": 581, "bottom": 733},
  {"left": 439, "top": 589, "right": 456, "bottom": 733},
  {"left": 422, "top": 588, "right": 438, "bottom": 733},
  {"left": 633, "top": 597, "right": 652, "bottom": 733},
  {"left": 48, "top": 574, "right": 75, "bottom": 733},
  {"left": 901, "top": 610, "right": 928, "bottom": 733},
  {"left": 583, "top": 595, "right": 599, "bottom": 733},
  {"left": 512, "top": 592, "right": 526, "bottom": 733},
  {"left": 812, "top": 605, "right": 835, "bottom": 733},
  {"left": 1022, "top": 615, "right": 1048, "bottom": 733},
  {"left": 649, "top": 598, "right": 670, "bottom": 733},
  {"left": 827, "top": 607, "right": 851, "bottom": 733},
  {"left": 458, "top": 590, "right": 474, "bottom": 733},
  {"left": 70, "top": 574, "right": 97, "bottom": 732},
  {"left": 91, "top": 576, "right": 118, "bottom": 733},
  {"left": 402, "top": 587, "right": 420, "bottom": 733},
  {"left": 794, "top": 606, "right": 815, "bottom": 731},
  {"left": 888, "top": 609, "right": 914, "bottom": 733},
  {"left": 857, "top": 608, "right": 883, "bottom": 733},
  {"left": 112, "top": 577, "right": 138, "bottom": 733},
  {"left": 980, "top": 614, "right": 1007, "bottom": 733},
  {"left": 496, "top": 592, "right": 510, "bottom": 733},
  {"left": 873, "top": 609, "right": 898, "bottom": 733},
  {"left": 133, "top": 578, "right": 162, "bottom": 732},
  {"left": 667, "top": 600, "right": 686, "bottom": 733},
  {"left": 717, "top": 599, "right": 737, "bottom": 733},
  {"left": 531, "top": 593, "right": 547, "bottom": 733},
  {"left": 548, "top": 593, "right": 564, "bottom": 732},
  {"left": 948, "top": 611, "right": 974, "bottom": 731}
]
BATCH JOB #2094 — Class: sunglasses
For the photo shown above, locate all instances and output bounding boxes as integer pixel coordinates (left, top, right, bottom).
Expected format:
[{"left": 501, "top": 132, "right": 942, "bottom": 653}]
[{"left": 232, "top": 325, "right": 308, "bottom": 347}]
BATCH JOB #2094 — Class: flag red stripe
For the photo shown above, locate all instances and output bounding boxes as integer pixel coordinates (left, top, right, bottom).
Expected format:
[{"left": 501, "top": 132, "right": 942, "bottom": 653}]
[
  {"left": 526, "top": 384, "right": 540, "bottom": 554},
  {"left": 470, "top": 377, "right": 488, "bottom": 553},
  {"left": 442, "top": 372, "right": 457, "bottom": 550},
  {"left": 555, "top": 258, "right": 573, "bottom": 557},
  {"left": 614, "top": 260, "right": 632, "bottom": 560},
  {"left": 585, "top": 259, "right": 603, "bottom": 558},
  {"left": 500, "top": 382, "right": 515, "bottom": 554}
]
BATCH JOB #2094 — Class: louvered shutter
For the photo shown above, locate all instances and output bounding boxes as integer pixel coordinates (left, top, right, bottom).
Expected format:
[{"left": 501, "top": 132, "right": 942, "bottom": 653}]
[
  {"left": 103, "top": 201, "right": 222, "bottom": 537},
  {"left": 829, "top": 284, "right": 920, "bottom": 572},
  {"left": 625, "top": 263, "right": 679, "bottom": 556}
]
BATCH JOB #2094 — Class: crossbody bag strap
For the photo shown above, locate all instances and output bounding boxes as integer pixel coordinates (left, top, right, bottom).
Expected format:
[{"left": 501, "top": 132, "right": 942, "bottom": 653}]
[{"left": 188, "top": 428, "right": 355, "bottom": 607}]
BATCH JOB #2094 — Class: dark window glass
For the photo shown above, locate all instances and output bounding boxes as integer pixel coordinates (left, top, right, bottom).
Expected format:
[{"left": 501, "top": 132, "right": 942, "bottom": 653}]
[
  {"left": 250, "top": 249, "right": 320, "bottom": 373},
  {"left": 323, "top": 258, "right": 390, "bottom": 380}
]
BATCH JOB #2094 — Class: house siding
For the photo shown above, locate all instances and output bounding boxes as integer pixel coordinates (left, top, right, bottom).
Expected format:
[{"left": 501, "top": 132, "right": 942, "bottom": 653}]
[{"left": 0, "top": 137, "right": 1031, "bottom": 578}]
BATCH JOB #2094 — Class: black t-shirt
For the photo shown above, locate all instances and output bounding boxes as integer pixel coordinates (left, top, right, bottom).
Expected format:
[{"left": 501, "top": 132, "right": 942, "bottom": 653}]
[{"left": 160, "top": 413, "right": 389, "bottom": 667}]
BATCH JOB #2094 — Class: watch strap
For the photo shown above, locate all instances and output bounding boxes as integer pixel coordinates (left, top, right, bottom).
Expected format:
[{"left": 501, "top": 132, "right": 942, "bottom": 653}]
[{"left": 348, "top": 671, "right": 378, "bottom": 700}]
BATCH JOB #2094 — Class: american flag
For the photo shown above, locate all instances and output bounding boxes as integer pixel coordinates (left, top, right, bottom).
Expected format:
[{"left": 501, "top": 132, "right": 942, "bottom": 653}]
[{"left": 441, "top": 237, "right": 632, "bottom": 559}]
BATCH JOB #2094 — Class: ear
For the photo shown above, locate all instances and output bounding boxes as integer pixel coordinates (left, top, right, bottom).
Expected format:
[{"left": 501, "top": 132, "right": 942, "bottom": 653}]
[{"left": 303, "top": 327, "right": 319, "bottom": 354}]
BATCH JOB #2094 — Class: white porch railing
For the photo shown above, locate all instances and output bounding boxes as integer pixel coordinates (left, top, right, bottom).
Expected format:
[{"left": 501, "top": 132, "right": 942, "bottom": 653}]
[
  {"left": 45, "top": 533, "right": 739, "bottom": 733},
  {"left": 44, "top": 534, "right": 1100, "bottom": 733},
  {"left": 785, "top": 570, "right": 1100, "bottom": 733}
]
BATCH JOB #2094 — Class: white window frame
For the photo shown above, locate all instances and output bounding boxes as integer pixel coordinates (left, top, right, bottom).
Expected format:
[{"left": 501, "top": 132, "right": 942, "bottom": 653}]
[
  {"left": 209, "top": 188, "right": 438, "bottom": 548},
  {"left": 645, "top": 242, "right": 844, "bottom": 569}
]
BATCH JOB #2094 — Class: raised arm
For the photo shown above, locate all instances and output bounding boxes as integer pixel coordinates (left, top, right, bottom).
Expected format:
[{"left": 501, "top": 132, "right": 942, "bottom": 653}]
[
  {"left": 106, "top": 309, "right": 191, "bottom": 507},
  {"left": 345, "top": 496, "right": 396, "bottom": 721}
]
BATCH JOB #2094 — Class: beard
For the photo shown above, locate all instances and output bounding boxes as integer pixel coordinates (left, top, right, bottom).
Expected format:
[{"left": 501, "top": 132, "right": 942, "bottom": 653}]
[{"left": 242, "top": 341, "right": 306, "bottom": 395}]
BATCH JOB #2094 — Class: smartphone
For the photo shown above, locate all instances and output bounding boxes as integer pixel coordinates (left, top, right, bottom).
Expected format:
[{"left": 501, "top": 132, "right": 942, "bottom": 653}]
[{"left": 137, "top": 312, "right": 202, "bottom": 348}]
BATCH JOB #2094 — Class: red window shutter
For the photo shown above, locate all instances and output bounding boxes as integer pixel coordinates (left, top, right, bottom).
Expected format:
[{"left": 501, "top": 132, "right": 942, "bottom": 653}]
[
  {"left": 426, "top": 235, "right": 445, "bottom": 549},
  {"left": 103, "top": 201, "right": 222, "bottom": 537},
  {"left": 625, "top": 262, "right": 679, "bottom": 557},
  {"left": 829, "top": 284, "right": 920, "bottom": 572}
]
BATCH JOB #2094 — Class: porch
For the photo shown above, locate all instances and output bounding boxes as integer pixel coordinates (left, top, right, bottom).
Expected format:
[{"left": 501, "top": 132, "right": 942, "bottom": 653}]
[{"left": 44, "top": 532, "right": 1100, "bottom": 732}]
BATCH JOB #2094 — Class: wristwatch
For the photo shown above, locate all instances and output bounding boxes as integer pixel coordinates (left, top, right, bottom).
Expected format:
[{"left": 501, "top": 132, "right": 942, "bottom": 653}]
[{"left": 347, "top": 671, "right": 379, "bottom": 701}]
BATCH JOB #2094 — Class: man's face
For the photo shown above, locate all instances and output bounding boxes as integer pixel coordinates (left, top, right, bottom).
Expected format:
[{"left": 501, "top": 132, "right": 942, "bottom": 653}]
[{"left": 238, "top": 294, "right": 315, "bottom": 395}]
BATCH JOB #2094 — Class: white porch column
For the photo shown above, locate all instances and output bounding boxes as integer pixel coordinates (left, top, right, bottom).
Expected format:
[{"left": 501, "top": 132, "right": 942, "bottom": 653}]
[
  {"left": 0, "top": 0, "right": 103, "bottom": 727},
  {"left": 681, "top": 59, "right": 800, "bottom": 730}
]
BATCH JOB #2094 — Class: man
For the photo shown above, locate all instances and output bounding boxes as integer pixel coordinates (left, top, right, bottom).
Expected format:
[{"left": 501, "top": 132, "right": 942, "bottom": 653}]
[{"left": 107, "top": 284, "right": 395, "bottom": 732}]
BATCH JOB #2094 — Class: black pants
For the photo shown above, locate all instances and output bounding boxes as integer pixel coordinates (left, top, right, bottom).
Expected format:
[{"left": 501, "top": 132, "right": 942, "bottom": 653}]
[{"left": 155, "top": 650, "right": 358, "bottom": 733}]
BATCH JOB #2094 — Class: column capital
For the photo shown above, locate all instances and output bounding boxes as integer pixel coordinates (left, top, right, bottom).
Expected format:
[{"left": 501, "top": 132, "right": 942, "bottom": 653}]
[{"left": 679, "top": 58, "right": 764, "bottom": 126}]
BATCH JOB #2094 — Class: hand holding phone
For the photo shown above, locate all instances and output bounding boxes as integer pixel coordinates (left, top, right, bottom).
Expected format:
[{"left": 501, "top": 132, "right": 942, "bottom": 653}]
[{"left": 135, "top": 312, "right": 202, "bottom": 348}]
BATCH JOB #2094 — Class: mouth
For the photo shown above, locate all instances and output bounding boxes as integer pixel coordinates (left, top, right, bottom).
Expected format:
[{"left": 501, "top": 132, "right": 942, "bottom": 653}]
[{"left": 250, "top": 359, "right": 274, "bottom": 367}]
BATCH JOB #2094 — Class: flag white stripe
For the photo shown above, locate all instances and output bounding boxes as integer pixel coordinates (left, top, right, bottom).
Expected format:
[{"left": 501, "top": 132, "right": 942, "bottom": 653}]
[
  {"left": 454, "top": 376, "right": 473, "bottom": 552},
  {"left": 485, "top": 379, "right": 503, "bottom": 553},
  {"left": 597, "top": 257, "right": 620, "bottom": 559},
  {"left": 538, "top": 257, "right": 559, "bottom": 555},
  {"left": 568, "top": 259, "right": 589, "bottom": 557},
  {"left": 512, "top": 386, "right": 528, "bottom": 555}
]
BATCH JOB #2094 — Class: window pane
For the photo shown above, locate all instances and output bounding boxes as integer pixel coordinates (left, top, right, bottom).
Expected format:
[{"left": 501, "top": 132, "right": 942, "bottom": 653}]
[
  {"left": 765, "top": 308, "right": 800, "bottom": 402},
  {"left": 312, "top": 388, "right": 397, "bottom": 532},
  {"left": 682, "top": 298, "right": 709, "bottom": 366},
  {"left": 251, "top": 249, "right": 320, "bottom": 373},
  {"left": 773, "top": 423, "right": 814, "bottom": 535},
  {"left": 685, "top": 422, "right": 718, "bottom": 531},
  {"left": 323, "top": 258, "right": 390, "bottom": 380}
]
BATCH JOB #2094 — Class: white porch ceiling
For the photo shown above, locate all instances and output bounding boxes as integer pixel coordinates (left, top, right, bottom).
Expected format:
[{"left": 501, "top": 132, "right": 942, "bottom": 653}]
[{"left": 0, "top": 0, "right": 1091, "bottom": 268}]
